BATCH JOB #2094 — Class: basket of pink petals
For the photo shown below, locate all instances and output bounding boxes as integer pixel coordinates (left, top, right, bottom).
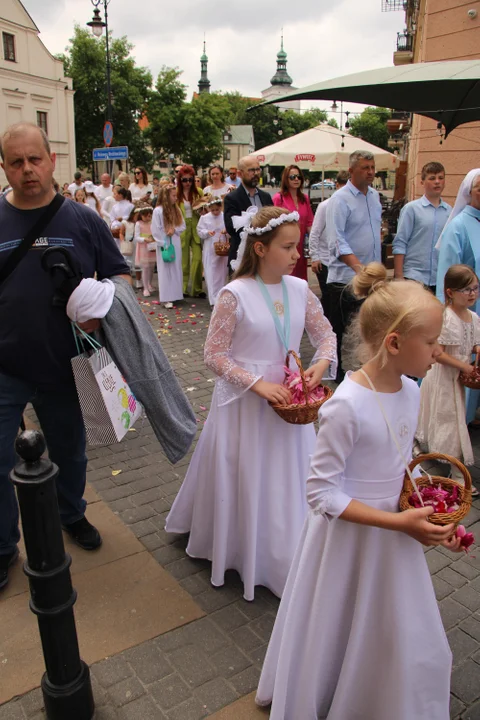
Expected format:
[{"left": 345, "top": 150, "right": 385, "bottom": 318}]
[
  {"left": 270, "top": 350, "right": 332, "bottom": 425},
  {"left": 459, "top": 361, "right": 480, "bottom": 390},
  {"left": 399, "top": 452, "right": 472, "bottom": 529}
]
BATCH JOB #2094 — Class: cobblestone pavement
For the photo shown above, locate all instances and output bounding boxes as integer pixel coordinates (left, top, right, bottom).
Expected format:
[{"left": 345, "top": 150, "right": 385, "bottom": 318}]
[{"left": 2, "top": 286, "right": 480, "bottom": 720}]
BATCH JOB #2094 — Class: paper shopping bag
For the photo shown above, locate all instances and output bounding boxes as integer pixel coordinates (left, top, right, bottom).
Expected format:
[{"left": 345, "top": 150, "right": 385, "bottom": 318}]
[{"left": 71, "top": 338, "right": 142, "bottom": 446}]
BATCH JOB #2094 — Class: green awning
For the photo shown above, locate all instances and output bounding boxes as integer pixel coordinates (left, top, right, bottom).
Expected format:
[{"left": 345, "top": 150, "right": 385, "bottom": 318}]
[{"left": 254, "top": 60, "right": 480, "bottom": 137}]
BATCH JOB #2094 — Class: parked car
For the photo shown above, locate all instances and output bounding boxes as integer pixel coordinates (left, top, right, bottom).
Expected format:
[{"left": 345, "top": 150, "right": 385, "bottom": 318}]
[{"left": 311, "top": 180, "right": 335, "bottom": 190}]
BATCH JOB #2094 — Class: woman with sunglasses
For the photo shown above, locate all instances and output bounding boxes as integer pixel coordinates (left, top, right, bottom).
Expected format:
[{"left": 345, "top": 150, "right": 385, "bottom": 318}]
[
  {"left": 177, "top": 164, "right": 205, "bottom": 298},
  {"left": 273, "top": 165, "right": 314, "bottom": 281},
  {"left": 129, "top": 166, "right": 153, "bottom": 203}
]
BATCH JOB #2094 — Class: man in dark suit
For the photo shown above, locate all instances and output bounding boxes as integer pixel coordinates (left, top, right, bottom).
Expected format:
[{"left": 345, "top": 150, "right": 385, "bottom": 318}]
[{"left": 224, "top": 155, "right": 273, "bottom": 269}]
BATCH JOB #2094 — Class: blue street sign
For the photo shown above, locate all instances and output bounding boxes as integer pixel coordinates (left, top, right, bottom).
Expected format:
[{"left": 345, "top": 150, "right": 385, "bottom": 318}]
[
  {"left": 93, "top": 146, "right": 129, "bottom": 161},
  {"left": 103, "top": 121, "right": 114, "bottom": 147}
]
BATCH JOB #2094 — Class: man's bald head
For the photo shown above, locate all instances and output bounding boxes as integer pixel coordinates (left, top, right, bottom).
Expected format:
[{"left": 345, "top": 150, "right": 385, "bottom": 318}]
[{"left": 0, "top": 122, "right": 50, "bottom": 161}]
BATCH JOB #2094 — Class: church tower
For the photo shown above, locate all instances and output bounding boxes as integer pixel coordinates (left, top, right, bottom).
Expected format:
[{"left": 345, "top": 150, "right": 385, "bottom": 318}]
[
  {"left": 270, "top": 32, "right": 293, "bottom": 89},
  {"left": 198, "top": 40, "right": 211, "bottom": 94}
]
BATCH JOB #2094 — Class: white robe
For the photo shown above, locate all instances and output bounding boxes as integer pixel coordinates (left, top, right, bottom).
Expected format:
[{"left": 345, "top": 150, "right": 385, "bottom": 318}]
[
  {"left": 151, "top": 206, "right": 185, "bottom": 303},
  {"left": 165, "top": 276, "right": 337, "bottom": 601},
  {"left": 197, "top": 212, "right": 229, "bottom": 306},
  {"left": 257, "top": 375, "right": 452, "bottom": 720}
]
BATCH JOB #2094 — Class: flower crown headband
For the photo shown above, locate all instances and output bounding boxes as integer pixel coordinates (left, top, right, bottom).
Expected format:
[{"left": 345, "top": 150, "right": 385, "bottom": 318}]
[{"left": 230, "top": 206, "right": 300, "bottom": 271}]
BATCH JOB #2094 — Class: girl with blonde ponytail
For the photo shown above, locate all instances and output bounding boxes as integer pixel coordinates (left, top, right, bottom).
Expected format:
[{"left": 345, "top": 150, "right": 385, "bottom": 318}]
[{"left": 257, "top": 262, "right": 462, "bottom": 720}]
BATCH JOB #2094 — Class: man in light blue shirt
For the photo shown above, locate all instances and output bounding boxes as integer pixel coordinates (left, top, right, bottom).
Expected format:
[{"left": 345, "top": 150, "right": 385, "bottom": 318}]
[
  {"left": 325, "top": 150, "right": 382, "bottom": 380},
  {"left": 393, "top": 162, "right": 451, "bottom": 292}
]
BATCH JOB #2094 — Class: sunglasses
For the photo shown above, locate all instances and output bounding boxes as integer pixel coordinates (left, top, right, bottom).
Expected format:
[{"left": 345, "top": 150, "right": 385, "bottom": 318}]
[
  {"left": 134, "top": 171, "right": 142, "bottom": 175},
  {"left": 181, "top": 177, "right": 194, "bottom": 183},
  {"left": 288, "top": 174, "right": 301, "bottom": 180}
]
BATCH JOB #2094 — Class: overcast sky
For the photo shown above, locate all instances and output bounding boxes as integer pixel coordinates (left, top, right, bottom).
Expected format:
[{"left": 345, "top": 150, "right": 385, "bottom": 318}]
[{"left": 23, "top": 0, "right": 404, "bottom": 117}]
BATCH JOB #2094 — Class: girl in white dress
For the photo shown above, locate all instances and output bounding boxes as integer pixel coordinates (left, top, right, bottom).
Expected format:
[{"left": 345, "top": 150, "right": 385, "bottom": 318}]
[
  {"left": 165, "top": 206, "right": 337, "bottom": 601},
  {"left": 416, "top": 264, "right": 480, "bottom": 489},
  {"left": 197, "top": 197, "right": 229, "bottom": 306},
  {"left": 134, "top": 206, "right": 156, "bottom": 298},
  {"left": 152, "top": 184, "right": 186, "bottom": 308},
  {"left": 257, "top": 263, "right": 463, "bottom": 720}
]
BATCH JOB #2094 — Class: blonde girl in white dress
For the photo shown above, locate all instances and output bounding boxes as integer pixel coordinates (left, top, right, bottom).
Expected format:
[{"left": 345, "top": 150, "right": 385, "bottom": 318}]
[
  {"left": 165, "top": 206, "right": 337, "bottom": 601},
  {"left": 152, "top": 184, "right": 186, "bottom": 308},
  {"left": 416, "top": 264, "right": 480, "bottom": 490},
  {"left": 197, "top": 197, "right": 229, "bottom": 306},
  {"left": 257, "top": 263, "right": 463, "bottom": 720}
]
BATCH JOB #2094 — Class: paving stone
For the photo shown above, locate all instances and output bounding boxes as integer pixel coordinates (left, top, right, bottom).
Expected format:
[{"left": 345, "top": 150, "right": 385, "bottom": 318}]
[
  {"left": 119, "top": 695, "right": 166, "bottom": 720},
  {"left": 107, "top": 676, "right": 145, "bottom": 707},
  {"left": 463, "top": 698, "right": 480, "bottom": 720},
  {"left": 195, "top": 586, "right": 239, "bottom": 613},
  {"left": 93, "top": 655, "right": 134, "bottom": 688},
  {"left": 461, "top": 615, "right": 480, "bottom": 642},
  {"left": 168, "top": 645, "right": 216, "bottom": 688},
  {"left": 439, "top": 597, "right": 472, "bottom": 630},
  {"left": 437, "top": 566, "right": 469, "bottom": 589},
  {"left": 451, "top": 659, "right": 480, "bottom": 704},
  {"left": 425, "top": 549, "right": 452, "bottom": 574},
  {"left": 100, "top": 485, "right": 135, "bottom": 502},
  {"left": 151, "top": 498, "right": 173, "bottom": 514},
  {"left": 453, "top": 560, "right": 480, "bottom": 580},
  {"left": 129, "top": 476, "right": 166, "bottom": 494},
  {"left": 91, "top": 706, "right": 119, "bottom": 720},
  {"left": 166, "top": 557, "right": 210, "bottom": 581},
  {"left": 119, "top": 505, "right": 156, "bottom": 525},
  {"left": 229, "top": 664, "right": 261, "bottom": 696},
  {"left": 247, "top": 642, "right": 269, "bottom": 667},
  {"left": 140, "top": 532, "right": 166, "bottom": 552},
  {"left": 210, "top": 645, "right": 252, "bottom": 678},
  {"left": 211, "top": 605, "right": 250, "bottom": 633},
  {"left": 450, "top": 694, "right": 466, "bottom": 719},
  {"left": 153, "top": 544, "right": 186, "bottom": 566},
  {"left": 125, "top": 456, "right": 153, "bottom": 471},
  {"left": 248, "top": 613, "right": 276, "bottom": 643},
  {"left": 194, "top": 677, "right": 239, "bottom": 714},
  {"left": 447, "top": 628, "right": 480, "bottom": 667},
  {"left": 165, "top": 696, "right": 208, "bottom": 720},
  {"left": 108, "top": 497, "right": 135, "bottom": 513},
  {"left": 149, "top": 674, "right": 192, "bottom": 711},
  {"left": 452, "top": 585, "right": 480, "bottom": 612},
  {"left": 156, "top": 626, "right": 192, "bottom": 653},
  {"left": 180, "top": 573, "right": 211, "bottom": 597},
  {"left": 129, "top": 518, "right": 158, "bottom": 538},
  {"left": 0, "top": 701, "right": 25, "bottom": 720},
  {"left": 21, "top": 688, "right": 44, "bottom": 716},
  {"left": 231, "top": 626, "right": 265, "bottom": 654},
  {"left": 432, "top": 574, "right": 454, "bottom": 601},
  {"left": 233, "top": 597, "right": 273, "bottom": 621},
  {"left": 130, "top": 487, "right": 167, "bottom": 507},
  {"left": 464, "top": 505, "right": 480, "bottom": 528},
  {"left": 122, "top": 642, "right": 173, "bottom": 684}
]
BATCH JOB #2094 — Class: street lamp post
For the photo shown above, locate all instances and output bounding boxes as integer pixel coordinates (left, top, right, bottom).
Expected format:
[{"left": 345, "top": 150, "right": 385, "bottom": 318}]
[{"left": 87, "top": 1, "right": 112, "bottom": 123}]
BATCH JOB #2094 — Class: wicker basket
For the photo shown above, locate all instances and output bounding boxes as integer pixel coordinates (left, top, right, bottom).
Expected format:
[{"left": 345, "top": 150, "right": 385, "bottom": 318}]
[
  {"left": 270, "top": 350, "right": 332, "bottom": 425},
  {"left": 214, "top": 240, "right": 230, "bottom": 256},
  {"left": 459, "top": 361, "right": 480, "bottom": 390},
  {"left": 399, "top": 452, "right": 472, "bottom": 526}
]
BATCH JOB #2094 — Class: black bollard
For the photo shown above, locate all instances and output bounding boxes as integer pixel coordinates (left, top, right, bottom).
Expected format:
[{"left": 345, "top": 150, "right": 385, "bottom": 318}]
[{"left": 10, "top": 430, "right": 94, "bottom": 720}]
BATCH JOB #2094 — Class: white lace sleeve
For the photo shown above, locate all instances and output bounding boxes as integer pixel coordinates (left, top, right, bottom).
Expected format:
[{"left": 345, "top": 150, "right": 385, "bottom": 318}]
[
  {"left": 204, "top": 290, "right": 262, "bottom": 406},
  {"left": 305, "top": 289, "right": 338, "bottom": 380},
  {"left": 307, "top": 392, "right": 356, "bottom": 520}
]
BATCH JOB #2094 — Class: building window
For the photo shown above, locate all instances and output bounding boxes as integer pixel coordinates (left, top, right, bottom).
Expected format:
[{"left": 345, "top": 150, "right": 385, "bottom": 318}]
[
  {"left": 3, "top": 33, "right": 16, "bottom": 62},
  {"left": 37, "top": 112, "right": 48, "bottom": 135}
]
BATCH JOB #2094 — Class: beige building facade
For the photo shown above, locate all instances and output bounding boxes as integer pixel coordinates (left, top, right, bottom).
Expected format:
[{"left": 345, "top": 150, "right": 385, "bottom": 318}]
[
  {"left": 392, "top": 0, "right": 480, "bottom": 204},
  {"left": 0, "top": 0, "right": 76, "bottom": 188}
]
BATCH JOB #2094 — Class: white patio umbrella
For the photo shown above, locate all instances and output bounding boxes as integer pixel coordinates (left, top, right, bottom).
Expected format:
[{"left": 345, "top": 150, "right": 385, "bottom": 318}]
[{"left": 249, "top": 123, "right": 399, "bottom": 172}]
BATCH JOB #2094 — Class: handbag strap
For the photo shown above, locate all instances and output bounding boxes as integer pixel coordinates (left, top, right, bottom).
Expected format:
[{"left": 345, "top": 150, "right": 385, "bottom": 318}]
[
  {"left": 0, "top": 193, "right": 65, "bottom": 285},
  {"left": 358, "top": 368, "right": 424, "bottom": 506}
]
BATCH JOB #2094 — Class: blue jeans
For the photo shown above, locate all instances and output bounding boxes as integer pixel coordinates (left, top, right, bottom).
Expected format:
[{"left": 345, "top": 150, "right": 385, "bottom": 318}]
[{"left": 0, "top": 372, "right": 87, "bottom": 556}]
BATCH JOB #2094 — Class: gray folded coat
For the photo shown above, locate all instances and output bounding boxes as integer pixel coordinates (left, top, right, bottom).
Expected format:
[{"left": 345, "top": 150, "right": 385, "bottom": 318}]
[{"left": 101, "top": 277, "right": 196, "bottom": 463}]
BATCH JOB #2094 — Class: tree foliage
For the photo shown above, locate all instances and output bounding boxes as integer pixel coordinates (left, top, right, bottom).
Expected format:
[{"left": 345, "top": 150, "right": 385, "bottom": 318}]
[
  {"left": 57, "top": 27, "right": 152, "bottom": 173},
  {"left": 348, "top": 106, "right": 392, "bottom": 150},
  {"left": 145, "top": 67, "right": 187, "bottom": 160}
]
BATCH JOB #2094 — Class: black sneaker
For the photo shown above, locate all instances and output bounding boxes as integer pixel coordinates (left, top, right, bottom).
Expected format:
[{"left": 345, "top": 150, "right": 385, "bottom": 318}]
[
  {"left": 62, "top": 517, "right": 102, "bottom": 551},
  {"left": 197, "top": 292, "right": 207, "bottom": 299},
  {"left": 0, "top": 547, "right": 19, "bottom": 590}
]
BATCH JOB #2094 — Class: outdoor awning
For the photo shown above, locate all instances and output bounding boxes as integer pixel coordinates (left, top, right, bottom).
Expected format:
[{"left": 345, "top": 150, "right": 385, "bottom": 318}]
[
  {"left": 250, "top": 124, "right": 399, "bottom": 172},
  {"left": 254, "top": 60, "right": 480, "bottom": 137}
]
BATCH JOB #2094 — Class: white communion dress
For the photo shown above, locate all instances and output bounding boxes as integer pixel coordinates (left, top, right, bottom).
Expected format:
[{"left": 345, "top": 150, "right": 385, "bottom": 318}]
[
  {"left": 197, "top": 212, "right": 229, "bottom": 306},
  {"left": 256, "top": 374, "right": 452, "bottom": 720},
  {"left": 165, "top": 275, "right": 337, "bottom": 601},
  {"left": 151, "top": 207, "right": 186, "bottom": 303},
  {"left": 416, "top": 306, "right": 480, "bottom": 465}
]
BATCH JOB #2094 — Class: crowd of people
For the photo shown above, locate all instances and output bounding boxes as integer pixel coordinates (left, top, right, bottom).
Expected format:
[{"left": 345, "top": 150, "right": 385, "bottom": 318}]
[{"left": 2, "top": 121, "right": 480, "bottom": 719}]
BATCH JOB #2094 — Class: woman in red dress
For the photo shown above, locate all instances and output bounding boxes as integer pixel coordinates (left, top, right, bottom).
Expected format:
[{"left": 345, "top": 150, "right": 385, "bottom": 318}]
[{"left": 273, "top": 165, "right": 314, "bottom": 280}]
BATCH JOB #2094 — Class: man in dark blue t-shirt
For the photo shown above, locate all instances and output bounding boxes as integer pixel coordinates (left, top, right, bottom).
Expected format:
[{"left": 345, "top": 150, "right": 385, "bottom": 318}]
[{"left": 0, "top": 122, "right": 130, "bottom": 589}]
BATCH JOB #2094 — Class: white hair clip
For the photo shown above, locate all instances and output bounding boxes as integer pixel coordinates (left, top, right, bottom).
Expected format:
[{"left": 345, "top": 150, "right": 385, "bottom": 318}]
[{"left": 230, "top": 208, "right": 300, "bottom": 271}]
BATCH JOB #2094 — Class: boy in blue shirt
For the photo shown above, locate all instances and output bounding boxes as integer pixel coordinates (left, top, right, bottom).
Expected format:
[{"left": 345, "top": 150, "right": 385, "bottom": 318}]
[{"left": 393, "top": 162, "right": 451, "bottom": 292}]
